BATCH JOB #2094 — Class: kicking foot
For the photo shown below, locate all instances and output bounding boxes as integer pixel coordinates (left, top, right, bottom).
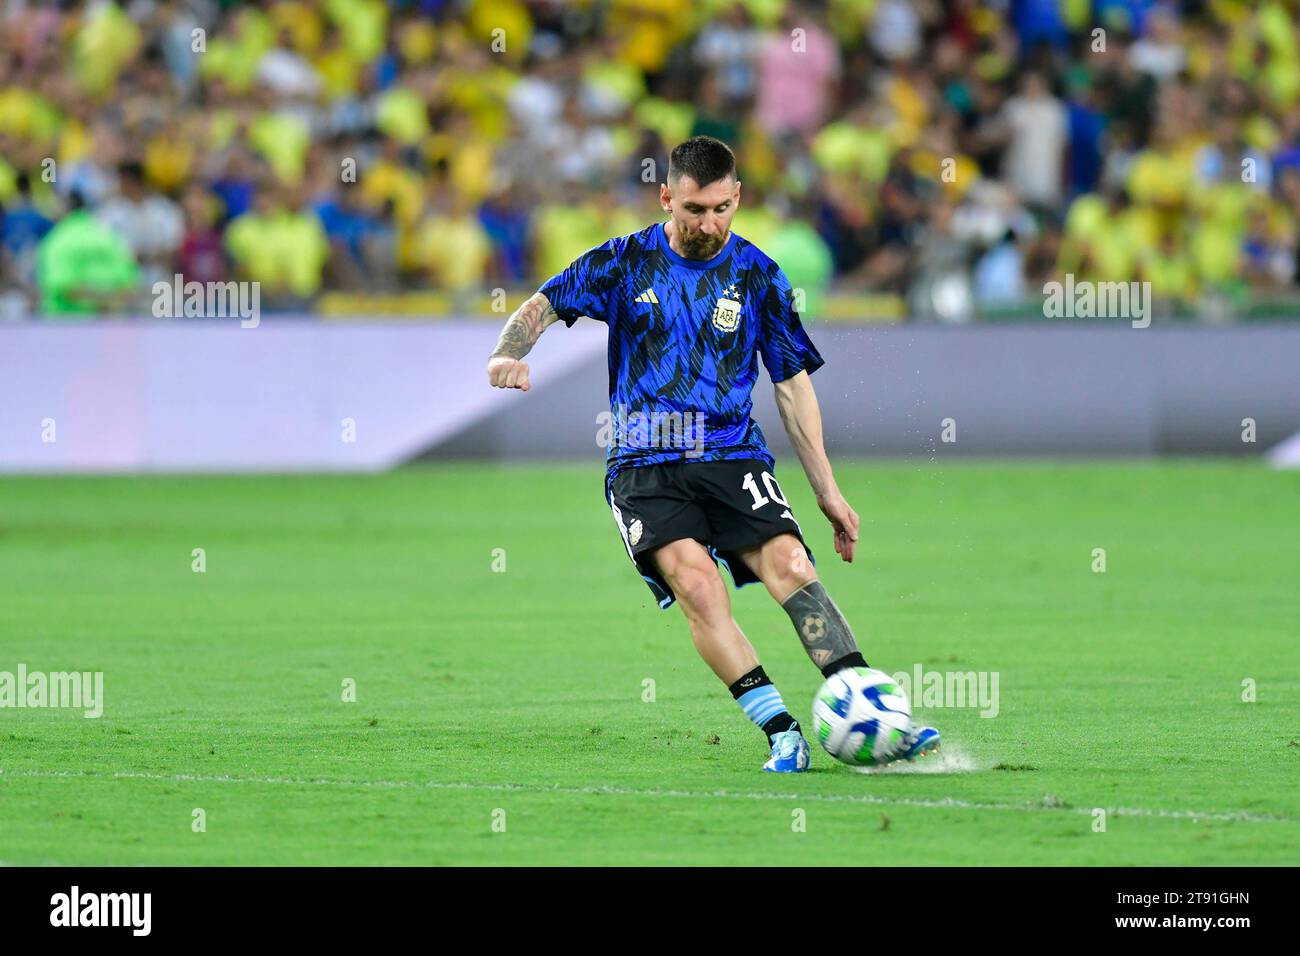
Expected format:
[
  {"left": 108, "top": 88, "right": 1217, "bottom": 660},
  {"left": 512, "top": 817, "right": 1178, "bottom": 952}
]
[{"left": 896, "top": 723, "right": 941, "bottom": 761}]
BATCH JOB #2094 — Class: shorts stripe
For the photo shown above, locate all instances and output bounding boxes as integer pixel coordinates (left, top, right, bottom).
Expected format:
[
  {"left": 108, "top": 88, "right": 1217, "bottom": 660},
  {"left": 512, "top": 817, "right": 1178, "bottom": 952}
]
[{"left": 608, "top": 492, "right": 635, "bottom": 561}]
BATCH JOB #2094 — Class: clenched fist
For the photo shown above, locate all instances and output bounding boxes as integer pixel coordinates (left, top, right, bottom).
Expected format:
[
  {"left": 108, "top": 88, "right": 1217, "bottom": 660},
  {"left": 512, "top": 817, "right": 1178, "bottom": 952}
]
[{"left": 487, "top": 356, "right": 531, "bottom": 391}]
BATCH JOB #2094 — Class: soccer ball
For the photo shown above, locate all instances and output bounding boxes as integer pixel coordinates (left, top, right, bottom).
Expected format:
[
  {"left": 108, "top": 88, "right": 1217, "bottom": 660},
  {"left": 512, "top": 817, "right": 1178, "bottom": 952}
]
[{"left": 811, "top": 667, "right": 912, "bottom": 766}]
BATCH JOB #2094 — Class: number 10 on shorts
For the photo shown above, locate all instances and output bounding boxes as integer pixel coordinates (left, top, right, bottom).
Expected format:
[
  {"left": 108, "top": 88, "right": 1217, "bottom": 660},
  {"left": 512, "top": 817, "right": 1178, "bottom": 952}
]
[{"left": 742, "top": 470, "right": 799, "bottom": 528}]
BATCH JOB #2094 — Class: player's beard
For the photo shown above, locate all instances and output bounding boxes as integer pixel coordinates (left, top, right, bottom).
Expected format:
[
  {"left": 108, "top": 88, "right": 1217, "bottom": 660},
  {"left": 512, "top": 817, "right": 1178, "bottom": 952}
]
[{"left": 679, "top": 226, "right": 728, "bottom": 260}]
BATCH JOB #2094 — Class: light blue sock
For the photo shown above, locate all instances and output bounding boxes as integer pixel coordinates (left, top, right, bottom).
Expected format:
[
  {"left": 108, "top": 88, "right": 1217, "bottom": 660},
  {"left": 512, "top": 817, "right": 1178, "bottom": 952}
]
[{"left": 735, "top": 684, "right": 798, "bottom": 741}]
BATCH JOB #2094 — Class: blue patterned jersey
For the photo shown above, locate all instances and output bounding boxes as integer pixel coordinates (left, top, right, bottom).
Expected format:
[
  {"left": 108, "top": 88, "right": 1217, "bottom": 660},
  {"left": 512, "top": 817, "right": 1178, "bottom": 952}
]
[{"left": 538, "top": 222, "right": 824, "bottom": 489}]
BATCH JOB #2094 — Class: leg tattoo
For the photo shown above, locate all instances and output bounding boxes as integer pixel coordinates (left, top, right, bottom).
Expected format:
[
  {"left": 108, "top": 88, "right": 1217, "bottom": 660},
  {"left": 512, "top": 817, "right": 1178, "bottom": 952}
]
[{"left": 781, "top": 581, "right": 869, "bottom": 678}]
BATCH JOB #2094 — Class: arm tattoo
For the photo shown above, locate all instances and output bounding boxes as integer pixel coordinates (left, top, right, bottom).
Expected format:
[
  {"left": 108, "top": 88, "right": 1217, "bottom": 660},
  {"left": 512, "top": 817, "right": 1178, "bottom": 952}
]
[{"left": 490, "top": 293, "right": 557, "bottom": 360}]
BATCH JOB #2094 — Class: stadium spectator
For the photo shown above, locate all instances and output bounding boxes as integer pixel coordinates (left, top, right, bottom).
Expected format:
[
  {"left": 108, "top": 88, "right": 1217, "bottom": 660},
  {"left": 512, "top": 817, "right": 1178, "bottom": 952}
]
[
  {"left": 1, "top": 172, "right": 54, "bottom": 295},
  {"left": 414, "top": 183, "right": 491, "bottom": 303},
  {"left": 224, "top": 186, "right": 329, "bottom": 309},
  {"left": 755, "top": 6, "right": 840, "bottom": 141},
  {"left": 763, "top": 198, "right": 834, "bottom": 321},
  {"left": 974, "top": 228, "right": 1027, "bottom": 306},
  {"left": 991, "top": 70, "right": 1069, "bottom": 212},
  {"left": 178, "top": 184, "right": 229, "bottom": 288},
  {"left": 96, "top": 161, "right": 184, "bottom": 285},
  {"left": 36, "top": 191, "right": 140, "bottom": 316},
  {"left": 691, "top": 3, "right": 760, "bottom": 106}
]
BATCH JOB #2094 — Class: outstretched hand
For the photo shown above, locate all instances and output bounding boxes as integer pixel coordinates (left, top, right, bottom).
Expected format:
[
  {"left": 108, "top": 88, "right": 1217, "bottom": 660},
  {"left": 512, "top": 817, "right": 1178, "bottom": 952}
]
[{"left": 817, "top": 492, "right": 860, "bottom": 563}]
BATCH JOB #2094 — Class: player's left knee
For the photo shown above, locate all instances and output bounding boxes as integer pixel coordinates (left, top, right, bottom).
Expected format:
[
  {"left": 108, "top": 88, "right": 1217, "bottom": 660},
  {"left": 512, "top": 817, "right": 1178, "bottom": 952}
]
[{"left": 765, "top": 535, "right": 817, "bottom": 593}]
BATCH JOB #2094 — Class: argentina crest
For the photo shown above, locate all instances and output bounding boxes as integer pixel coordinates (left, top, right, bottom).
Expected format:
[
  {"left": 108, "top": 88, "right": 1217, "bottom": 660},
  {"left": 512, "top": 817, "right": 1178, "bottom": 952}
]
[{"left": 711, "top": 283, "right": 742, "bottom": 333}]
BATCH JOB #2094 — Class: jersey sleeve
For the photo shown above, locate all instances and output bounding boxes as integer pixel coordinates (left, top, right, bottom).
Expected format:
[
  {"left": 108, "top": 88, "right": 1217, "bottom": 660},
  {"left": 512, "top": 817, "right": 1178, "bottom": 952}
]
[
  {"left": 758, "top": 265, "right": 825, "bottom": 382},
  {"left": 537, "top": 237, "right": 622, "bottom": 326}
]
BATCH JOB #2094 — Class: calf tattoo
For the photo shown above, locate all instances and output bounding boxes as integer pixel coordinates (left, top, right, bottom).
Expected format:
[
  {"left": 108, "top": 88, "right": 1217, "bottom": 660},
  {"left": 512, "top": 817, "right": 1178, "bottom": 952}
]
[{"left": 781, "top": 581, "right": 864, "bottom": 675}]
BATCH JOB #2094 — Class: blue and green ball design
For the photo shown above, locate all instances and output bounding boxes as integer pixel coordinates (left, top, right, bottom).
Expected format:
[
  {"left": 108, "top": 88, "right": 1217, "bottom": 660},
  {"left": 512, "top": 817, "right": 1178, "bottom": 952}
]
[{"left": 811, "top": 667, "right": 911, "bottom": 766}]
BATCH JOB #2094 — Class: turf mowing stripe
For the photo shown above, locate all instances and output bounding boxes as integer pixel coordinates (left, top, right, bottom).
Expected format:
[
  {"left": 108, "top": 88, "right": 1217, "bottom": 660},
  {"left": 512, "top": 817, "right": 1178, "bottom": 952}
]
[{"left": 0, "top": 768, "right": 1288, "bottom": 824}]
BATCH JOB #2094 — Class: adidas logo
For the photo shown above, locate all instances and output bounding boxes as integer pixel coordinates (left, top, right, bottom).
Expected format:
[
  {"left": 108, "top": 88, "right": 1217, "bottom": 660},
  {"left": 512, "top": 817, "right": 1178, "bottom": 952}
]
[{"left": 635, "top": 288, "right": 659, "bottom": 305}]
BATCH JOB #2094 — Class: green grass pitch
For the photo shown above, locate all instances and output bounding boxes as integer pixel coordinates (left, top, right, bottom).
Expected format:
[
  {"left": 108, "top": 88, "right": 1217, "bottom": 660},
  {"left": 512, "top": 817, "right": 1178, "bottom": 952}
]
[{"left": 1, "top": 461, "right": 1297, "bottom": 865}]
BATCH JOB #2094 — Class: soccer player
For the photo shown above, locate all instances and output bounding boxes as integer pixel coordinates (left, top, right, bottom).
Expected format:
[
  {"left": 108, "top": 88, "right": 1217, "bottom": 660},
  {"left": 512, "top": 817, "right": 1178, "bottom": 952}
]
[{"left": 486, "top": 136, "right": 939, "bottom": 772}]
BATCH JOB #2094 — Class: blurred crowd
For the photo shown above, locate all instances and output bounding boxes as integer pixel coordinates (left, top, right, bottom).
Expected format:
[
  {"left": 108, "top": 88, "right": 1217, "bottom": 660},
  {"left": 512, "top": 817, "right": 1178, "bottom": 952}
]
[{"left": 3, "top": 0, "right": 1300, "bottom": 319}]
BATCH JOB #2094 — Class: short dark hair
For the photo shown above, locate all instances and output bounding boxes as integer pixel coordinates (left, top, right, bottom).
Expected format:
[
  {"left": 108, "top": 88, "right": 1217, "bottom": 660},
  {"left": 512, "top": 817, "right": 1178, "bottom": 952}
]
[
  {"left": 668, "top": 136, "right": 736, "bottom": 188},
  {"left": 117, "top": 161, "right": 145, "bottom": 184}
]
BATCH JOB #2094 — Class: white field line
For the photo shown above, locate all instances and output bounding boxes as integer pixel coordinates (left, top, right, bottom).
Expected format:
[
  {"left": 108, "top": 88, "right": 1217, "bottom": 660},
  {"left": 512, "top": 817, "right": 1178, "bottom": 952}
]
[{"left": 0, "top": 767, "right": 1289, "bottom": 824}]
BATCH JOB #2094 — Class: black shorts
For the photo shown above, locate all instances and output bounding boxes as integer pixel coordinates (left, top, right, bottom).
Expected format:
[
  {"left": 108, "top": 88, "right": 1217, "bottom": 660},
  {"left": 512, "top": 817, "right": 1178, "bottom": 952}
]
[{"left": 606, "top": 458, "right": 814, "bottom": 609}]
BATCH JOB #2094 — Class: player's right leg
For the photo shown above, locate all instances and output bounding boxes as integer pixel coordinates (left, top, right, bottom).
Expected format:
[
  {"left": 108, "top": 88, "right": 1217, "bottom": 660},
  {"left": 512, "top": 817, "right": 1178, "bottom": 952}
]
[
  {"left": 647, "top": 538, "right": 756, "bottom": 683},
  {"left": 649, "top": 541, "right": 808, "bottom": 772}
]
